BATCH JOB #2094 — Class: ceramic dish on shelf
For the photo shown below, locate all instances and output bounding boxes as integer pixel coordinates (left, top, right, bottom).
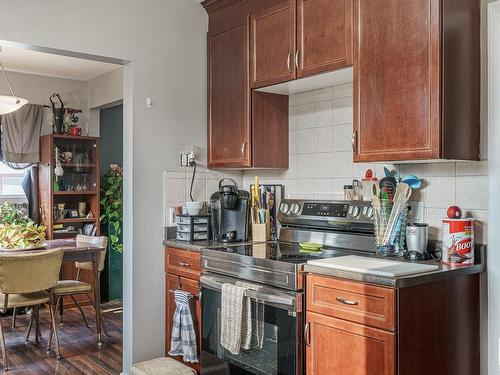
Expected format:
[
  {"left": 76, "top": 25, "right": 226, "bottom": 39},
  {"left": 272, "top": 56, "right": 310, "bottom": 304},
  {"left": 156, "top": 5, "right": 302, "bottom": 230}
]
[{"left": 0, "top": 243, "right": 47, "bottom": 252}]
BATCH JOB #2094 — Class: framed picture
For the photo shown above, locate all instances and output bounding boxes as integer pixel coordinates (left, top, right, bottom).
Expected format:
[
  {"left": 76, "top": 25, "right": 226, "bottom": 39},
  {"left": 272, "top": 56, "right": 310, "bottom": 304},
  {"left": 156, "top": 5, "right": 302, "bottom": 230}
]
[{"left": 70, "top": 210, "right": 79, "bottom": 218}]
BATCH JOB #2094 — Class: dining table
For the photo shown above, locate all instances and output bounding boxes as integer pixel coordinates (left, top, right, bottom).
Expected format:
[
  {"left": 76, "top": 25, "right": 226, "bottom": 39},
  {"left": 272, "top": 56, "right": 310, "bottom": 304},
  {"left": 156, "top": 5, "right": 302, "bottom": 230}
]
[{"left": 5, "top": 239, "right": 107, "bottom": 347}]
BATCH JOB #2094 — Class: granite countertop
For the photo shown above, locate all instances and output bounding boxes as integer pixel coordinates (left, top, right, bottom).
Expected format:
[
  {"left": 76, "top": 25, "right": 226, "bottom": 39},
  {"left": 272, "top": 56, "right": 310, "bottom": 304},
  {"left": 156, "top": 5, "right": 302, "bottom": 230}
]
[{"left": 304, "top": 245, "right": 486, "bottom": 288}]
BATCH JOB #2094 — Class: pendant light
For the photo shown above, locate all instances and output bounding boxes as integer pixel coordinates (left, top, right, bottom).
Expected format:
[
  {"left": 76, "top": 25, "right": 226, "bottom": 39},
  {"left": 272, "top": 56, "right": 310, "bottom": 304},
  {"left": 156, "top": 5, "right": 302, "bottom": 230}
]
[{"left": 0, "top": 47, "right": 28, "bottom": 115}]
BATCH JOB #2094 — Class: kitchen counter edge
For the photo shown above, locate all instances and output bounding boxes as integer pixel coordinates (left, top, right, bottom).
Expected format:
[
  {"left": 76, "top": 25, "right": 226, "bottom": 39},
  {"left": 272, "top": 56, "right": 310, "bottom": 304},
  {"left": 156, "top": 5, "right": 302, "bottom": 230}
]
[{"left": 304, "top": 248, "right": 486, "bottom": 288}]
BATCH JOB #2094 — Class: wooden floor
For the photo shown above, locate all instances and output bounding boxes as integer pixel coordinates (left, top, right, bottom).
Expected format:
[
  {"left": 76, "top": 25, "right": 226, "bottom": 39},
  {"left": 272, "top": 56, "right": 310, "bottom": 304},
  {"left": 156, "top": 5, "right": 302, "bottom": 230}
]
[{"left": 0, "top": 301, "right": 122, "bottom": 374}]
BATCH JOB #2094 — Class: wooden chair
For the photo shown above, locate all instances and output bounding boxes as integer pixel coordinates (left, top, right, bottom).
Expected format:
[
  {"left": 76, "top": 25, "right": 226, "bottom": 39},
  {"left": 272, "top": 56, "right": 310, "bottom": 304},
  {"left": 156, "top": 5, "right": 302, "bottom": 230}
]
[
  {"left": 0, "top": 248, "right": 64, "bottom": 370},
  {"left": 51, "top": 235, "right": 109, "bottom": 342}
]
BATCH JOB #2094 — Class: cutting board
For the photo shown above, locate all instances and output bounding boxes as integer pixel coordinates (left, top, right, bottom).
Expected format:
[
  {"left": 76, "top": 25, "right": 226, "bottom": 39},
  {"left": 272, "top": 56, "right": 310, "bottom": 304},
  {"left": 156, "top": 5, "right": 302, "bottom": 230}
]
[{"left": 307, "top": 255, "right": 439, "bottom": 278}]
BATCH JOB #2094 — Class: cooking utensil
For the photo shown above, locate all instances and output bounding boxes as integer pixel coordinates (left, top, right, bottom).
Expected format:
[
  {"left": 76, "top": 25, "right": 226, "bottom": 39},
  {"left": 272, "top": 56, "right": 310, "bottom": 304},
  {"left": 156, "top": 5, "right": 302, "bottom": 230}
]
[
  {"left": 401, "top": 175, "right": 422, "bottom": 189},
  {"left": 382, "top": 183, "right": 412, "bottom": 244},
  {"left": 379, "top": 176, "right": 397, "bottom": 199}
]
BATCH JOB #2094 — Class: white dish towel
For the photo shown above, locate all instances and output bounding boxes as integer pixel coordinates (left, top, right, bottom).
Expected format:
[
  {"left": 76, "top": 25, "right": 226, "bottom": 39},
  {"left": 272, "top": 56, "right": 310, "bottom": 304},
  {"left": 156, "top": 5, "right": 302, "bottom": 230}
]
[{"left": 220, "top": 283, "right": 251, "bottom": 355}]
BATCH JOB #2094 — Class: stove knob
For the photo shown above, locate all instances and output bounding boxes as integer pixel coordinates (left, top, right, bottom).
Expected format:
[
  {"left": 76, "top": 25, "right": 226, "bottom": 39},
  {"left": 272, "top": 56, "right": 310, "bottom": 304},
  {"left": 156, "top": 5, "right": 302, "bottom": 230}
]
[
  {"left": 290, "top": 203, "right": 301, "bottom": 215},
  {"left": 351, "top": 206, "right": 361, "bottom": 217},
  {"left": 366, "top": 207, "right": 374, "bottom": 218},
  {"left": 280, "top": 202, "right": 290, "bottom": 214}
]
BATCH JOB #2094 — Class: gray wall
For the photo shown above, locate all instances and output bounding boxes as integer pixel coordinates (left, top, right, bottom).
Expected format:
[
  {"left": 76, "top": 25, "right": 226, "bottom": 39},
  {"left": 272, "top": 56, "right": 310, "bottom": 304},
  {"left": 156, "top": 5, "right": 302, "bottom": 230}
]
[
  {"left": 0, "top": 1, "right": 208, "bottom": 372},
  {"left": 100, "top": 104, "right": 123, "bottom": 175}
]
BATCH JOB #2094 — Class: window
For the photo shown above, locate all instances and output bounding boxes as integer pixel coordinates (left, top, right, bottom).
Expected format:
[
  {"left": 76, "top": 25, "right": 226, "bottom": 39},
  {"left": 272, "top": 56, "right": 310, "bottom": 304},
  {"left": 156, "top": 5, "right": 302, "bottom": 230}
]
[{"left": 0, "top": 164, "right": 25, "bottom": 196}]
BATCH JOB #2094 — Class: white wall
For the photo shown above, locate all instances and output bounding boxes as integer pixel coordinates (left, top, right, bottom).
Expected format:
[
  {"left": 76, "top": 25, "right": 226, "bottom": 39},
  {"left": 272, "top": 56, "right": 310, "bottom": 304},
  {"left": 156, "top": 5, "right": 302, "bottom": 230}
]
[
  {"left": 488, "top": 3, "right": 500, "bottom": 373},
  {"left": 0, "top": 71, "right": 90, "bottom": 135},
  {"left": 88, "top": 68, "right": 123, "bottom": 109},
  {"left": 0, "top": 1, "right": 208, "bottom": 373}
]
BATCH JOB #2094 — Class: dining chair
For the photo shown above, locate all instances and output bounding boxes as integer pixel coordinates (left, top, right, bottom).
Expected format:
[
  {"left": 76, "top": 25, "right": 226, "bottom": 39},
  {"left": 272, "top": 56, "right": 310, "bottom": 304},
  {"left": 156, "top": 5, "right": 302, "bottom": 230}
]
[
  {"left": 0, "top": 248, "right": 64, "bottom": 370},
  {"left": 51, "top": 235, "right": 109, "bottom": 341}
]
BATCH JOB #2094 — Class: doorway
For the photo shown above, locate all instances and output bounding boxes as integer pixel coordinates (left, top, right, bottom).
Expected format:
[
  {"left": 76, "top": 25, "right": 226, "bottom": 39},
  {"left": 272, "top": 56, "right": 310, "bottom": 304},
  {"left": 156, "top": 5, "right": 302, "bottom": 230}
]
[{"left": 0, "top": 40, "right": 127, "bottom": 374}]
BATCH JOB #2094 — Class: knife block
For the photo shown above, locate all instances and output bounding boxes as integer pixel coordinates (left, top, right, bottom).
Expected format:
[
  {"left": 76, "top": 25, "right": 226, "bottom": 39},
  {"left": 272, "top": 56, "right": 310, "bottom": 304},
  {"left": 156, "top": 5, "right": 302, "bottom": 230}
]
[{"left": 252, "top": 222, "right": 271, "bottom": 242}]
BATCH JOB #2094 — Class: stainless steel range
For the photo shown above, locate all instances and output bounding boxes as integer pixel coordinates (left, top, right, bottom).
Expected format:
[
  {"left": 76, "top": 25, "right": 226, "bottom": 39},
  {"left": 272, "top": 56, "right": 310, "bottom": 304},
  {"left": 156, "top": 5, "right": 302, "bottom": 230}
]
[{"left": 200, "top": 199, "right": 375, "bottom": 375}]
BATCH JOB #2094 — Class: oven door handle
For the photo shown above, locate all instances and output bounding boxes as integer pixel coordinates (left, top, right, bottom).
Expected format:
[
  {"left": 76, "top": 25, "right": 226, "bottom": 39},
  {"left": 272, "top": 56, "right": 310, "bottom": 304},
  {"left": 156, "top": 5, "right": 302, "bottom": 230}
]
[{"left": 201, "top": 275, "right": 297, "bottom": 310}]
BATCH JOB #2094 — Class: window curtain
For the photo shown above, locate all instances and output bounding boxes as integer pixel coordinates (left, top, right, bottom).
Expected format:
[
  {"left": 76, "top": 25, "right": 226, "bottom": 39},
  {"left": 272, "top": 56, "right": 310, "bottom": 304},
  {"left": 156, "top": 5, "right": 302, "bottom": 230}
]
[
  {"left": 0, "top": 104, "right": 48, "bottom": 223},
  {"left": 0, "top": 104, "right": 45, "bottom": 169}
]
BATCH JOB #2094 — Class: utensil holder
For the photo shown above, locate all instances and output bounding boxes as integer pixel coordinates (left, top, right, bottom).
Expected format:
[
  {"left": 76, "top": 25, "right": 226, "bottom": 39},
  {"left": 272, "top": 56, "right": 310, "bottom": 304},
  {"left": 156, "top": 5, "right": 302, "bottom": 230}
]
[
  {"left": 252, "top": 223, "right": 271, "bottom": 242},
  {"left": 373, "top": 200, "right": 408, "bottom": 256}
]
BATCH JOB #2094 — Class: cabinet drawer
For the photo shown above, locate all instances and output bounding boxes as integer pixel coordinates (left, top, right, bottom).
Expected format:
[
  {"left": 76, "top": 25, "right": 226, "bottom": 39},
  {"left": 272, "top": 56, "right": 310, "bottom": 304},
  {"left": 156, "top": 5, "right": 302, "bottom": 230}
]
[
  {"left": 307, "top": 274, "right": 395, "bottom": 331},
  {"left": 165, "top": 247, "right": 201, "bottom": 280}
]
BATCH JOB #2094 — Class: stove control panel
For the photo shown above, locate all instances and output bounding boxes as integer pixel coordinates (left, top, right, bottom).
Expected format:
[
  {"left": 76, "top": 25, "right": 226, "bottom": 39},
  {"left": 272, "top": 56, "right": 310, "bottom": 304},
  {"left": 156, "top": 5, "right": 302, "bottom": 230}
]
[{"left": 278, "top": 199, "right": 374, "bottom": 225}]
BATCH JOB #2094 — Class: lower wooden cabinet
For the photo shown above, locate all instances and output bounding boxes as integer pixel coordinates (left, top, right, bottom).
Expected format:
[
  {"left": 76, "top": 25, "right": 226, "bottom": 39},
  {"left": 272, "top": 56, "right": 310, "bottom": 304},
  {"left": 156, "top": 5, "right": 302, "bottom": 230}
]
[
  {"left": 305, "top": 273, "right": 480, "bottom": 375},
  {"left": 306, "top": 311, "right": 395, "bottom": 375},
  {"left": 165, "top": 247, "right": 202, "bottom": 374}
]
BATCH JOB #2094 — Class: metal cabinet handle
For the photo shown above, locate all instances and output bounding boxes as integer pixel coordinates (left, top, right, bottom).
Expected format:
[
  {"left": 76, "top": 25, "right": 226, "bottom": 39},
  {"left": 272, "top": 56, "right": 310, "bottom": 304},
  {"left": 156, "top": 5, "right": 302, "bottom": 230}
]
[
  {"left": 336, "top": 297, "right": 359, "bottom": 306},
  {"left": 304, "top": 322, "right": 311, "bottom": 346},
  {"left": 241, "top": 142, "right": 246, "bottom": 157},
  {"left": 179, "top": 262, "right": 191, "bottom": 268},
  {"left": 287, "top": 52, "right": 292, "bottom": 72},
  {"left": 351, "top": 131, "right": 357, "bottom": 153},
  {"left": 295, "top": 50, "right": 300, "bottom": 70}
]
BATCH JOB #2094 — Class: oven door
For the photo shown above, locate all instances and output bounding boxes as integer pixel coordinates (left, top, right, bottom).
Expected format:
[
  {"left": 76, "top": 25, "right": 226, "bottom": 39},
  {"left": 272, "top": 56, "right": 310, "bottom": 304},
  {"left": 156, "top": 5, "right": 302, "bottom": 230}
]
[{"left": 201, "top": 273, "right": 303, "bottom": 375}]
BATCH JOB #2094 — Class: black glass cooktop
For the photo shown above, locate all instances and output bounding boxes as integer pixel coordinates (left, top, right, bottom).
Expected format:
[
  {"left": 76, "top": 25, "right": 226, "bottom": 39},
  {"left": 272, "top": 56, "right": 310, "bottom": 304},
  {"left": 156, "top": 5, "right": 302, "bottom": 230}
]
[{"left": 209, "top": 242, "right": 354, "bottom": 264}]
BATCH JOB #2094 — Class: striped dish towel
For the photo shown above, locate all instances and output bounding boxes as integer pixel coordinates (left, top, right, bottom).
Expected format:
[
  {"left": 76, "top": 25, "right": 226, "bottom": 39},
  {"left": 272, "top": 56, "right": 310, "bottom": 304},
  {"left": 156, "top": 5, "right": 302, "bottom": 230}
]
[
  {"left": 168, "top": 290, "right": 198, "bottom": 363},
  {"left": 235, "top": 281, "right": 264, "bottom": 350},
  {"left": 220, "top": 283, "right": 248, "bottom": 355}
]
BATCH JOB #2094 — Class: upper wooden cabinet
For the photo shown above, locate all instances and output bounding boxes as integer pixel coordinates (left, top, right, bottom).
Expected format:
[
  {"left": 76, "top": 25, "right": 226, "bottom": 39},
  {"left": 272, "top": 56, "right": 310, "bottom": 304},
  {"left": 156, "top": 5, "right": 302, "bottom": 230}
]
[
  {"left": 250, "top": 0, "right": 296, "bottom": 88},
  {"left": 205, "top": 0, "right": 289, "bottom": 169},
  {"left": 353, "top": 0, "right": 480, "bottom": 162},
  {"left": 297, "top": 0, "right": 353, "bottom": 78},
  {"left": 208, "top": 21, "right": 251, "bottom": 168},
  {"left": 249, "top": 0, "right": 353, "bottom": 89}
]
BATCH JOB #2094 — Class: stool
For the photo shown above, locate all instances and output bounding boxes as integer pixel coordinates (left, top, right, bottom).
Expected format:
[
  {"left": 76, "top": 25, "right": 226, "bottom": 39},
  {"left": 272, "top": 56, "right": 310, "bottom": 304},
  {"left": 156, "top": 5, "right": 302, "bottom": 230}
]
[{"left": 130, "top": 357, "right": 196, "bottom": 375}]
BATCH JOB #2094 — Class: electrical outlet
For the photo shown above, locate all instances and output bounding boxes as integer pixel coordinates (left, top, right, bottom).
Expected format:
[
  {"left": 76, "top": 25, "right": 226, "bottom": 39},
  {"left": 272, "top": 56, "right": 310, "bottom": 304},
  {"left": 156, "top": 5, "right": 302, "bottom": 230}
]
[
  {"left": 168, "top": 207, "right": 176, "bottom": 226},
  {"left": 179, "top": 147, "right": 196, "bottom": 167}
]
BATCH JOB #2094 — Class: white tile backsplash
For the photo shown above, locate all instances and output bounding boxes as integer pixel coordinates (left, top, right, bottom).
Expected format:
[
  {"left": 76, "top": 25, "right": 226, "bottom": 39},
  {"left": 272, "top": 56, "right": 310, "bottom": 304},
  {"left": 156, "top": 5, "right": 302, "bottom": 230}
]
[
  {"left": 313, "top": 100, "right": 333, "bottom": 127},
  {"left": 295, "top": 128, "right": 314, "bottom": 154},
  {"left": 294, "top": 104, "right": 314, "bottom": 129},
  {"left": 313, "top": 126, "right": 334, "bottom": 153},
  {"left": 242, "top": 83, "right": 489, "bottom": 243},
  {"left": 313, "top": 153, "right": 334, "bottom": 178}
]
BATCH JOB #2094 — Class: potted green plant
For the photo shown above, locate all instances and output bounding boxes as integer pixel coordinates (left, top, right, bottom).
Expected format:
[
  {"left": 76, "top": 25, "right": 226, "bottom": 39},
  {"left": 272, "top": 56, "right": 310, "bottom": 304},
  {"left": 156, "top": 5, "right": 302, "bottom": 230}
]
[
  {"left": 100, "top": 165, "right": 123, "bottom": 301},
  {"left": 0, "top": 202, "right": 46, "bottom": 250}
]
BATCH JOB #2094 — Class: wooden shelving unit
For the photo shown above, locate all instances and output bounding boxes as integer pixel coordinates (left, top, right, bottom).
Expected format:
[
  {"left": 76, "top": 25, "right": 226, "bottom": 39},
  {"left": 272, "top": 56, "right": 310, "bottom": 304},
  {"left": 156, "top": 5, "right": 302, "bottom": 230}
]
[
  {"left": 39, "top": 134, "right": 100, "bottom": 308},
  {"left": 39, "top": 134, "right": 100, "bottom": 240}
]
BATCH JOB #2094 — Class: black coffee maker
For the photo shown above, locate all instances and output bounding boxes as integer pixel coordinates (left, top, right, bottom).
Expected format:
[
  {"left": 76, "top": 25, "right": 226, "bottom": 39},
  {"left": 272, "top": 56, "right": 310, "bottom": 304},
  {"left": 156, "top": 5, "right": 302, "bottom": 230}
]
[{"left": 210, "top": 178, "right": 250, "bottom": 242}]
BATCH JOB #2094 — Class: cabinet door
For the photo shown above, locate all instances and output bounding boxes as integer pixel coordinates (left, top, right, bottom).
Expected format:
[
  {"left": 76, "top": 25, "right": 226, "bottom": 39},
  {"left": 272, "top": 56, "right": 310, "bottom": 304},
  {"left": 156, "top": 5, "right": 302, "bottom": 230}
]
[
  {"left": 306, "top": 312, "right": 395, "bottom": 375},
  {"left": 297, "top": 0, "right": 353, "bottom": 78},
  {"left": 250, "top": 0, "right": 296, "bottom": 88},
  {"left": 353, "top": 0, "right": 440, "bottom": 162},
  {"left": 208, "top": 22, "right": 251, "bottom": 168},
  {"left": 165, "top": 273, "right": 201, "bottom": 372}
]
